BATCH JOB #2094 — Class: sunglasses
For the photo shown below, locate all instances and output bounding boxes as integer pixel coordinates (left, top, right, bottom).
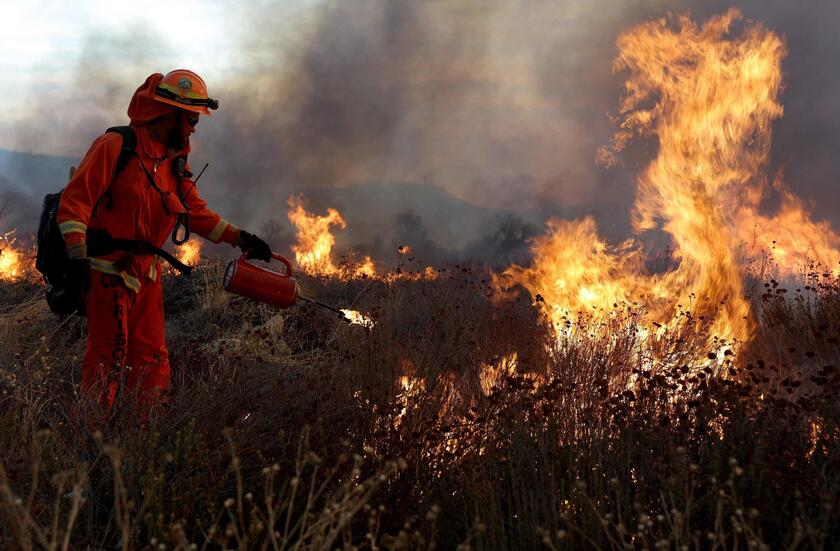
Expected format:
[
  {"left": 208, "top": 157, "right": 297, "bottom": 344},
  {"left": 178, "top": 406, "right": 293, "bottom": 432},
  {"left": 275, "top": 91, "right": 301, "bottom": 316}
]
[{"left": 174, "top": 110, "right": 200, "bottom": 128}]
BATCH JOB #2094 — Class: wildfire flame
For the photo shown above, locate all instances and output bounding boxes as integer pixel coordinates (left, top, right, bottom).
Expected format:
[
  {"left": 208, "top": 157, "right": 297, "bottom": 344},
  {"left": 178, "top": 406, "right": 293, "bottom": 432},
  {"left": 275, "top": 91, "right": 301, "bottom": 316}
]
[
  {"left": 0, "top": 232, "right": 33, "bottom": 283},
  {"left": 287, "top": 195, "right": 349, "bottom": 276},
  {"left": 499, "top": 9, "right": 840, "bottom": 349},
  {"left": 479, "top": 352, "right": 519, "bottom": 396},
  {"left": 0, "top": 243, "right": 23, "bottom": 282},
  {"left": 287, "top": 195, "right": 438, "bottom": 282},
  {"left": 353, "top": 258, "right": 377, "bottom": 279},
  {"left": 175, "top": 238, "right": 203, "bottom": 267}
]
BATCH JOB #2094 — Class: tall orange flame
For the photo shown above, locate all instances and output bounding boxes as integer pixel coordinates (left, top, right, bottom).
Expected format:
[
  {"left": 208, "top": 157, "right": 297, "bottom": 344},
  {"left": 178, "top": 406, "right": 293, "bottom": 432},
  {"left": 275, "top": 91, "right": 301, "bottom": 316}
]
[
  {"left": 499, "top": 9, "right": 840, "bottom": 349},
  {"left": 287, "top": 195, "right": 349, "bottom": 276}
]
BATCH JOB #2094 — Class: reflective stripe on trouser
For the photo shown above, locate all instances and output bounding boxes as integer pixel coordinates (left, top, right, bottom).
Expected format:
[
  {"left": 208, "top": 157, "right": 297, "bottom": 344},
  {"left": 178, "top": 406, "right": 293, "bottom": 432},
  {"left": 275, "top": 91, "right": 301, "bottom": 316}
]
[{"left": 81, "top": 272, "right": 170, "bottom": 412}]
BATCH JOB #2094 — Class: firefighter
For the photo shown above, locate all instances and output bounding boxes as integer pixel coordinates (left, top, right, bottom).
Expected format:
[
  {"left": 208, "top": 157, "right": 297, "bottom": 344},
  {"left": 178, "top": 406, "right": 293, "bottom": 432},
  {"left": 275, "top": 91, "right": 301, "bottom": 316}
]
[{"left": 58, "top": 70, "right": 271, "bottom": 417}]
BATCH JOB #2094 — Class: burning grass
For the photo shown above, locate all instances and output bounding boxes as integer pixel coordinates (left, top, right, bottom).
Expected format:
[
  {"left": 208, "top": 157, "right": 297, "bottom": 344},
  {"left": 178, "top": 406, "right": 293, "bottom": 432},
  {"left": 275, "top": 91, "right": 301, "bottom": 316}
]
[
  {"left": 1, "top": 259, "right": 839, "bottom": 549},
  {"left": 2, "top": 8, "right": 840, "bottom": 549},
  {"left": 0, "top": 231, "right": 37, "bottom": 285}
]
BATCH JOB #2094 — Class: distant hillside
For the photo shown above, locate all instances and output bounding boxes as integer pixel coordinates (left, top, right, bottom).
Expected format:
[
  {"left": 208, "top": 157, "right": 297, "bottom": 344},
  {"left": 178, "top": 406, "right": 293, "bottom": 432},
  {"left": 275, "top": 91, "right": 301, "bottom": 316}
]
[
  {"left": 301, "top": 182, "right": 538, "bottom": 249},
  {"left": 0, "top": 149, "right": 546, "bottom": 264},
  {"left": 0, "top": 149, "right": 78, "bottom": 190},
  {"left": 0, "top": 148, "right": 641, "bottom": 267},
  {"left": 0, "top": 149, "right": 78, "bottom": 233}
]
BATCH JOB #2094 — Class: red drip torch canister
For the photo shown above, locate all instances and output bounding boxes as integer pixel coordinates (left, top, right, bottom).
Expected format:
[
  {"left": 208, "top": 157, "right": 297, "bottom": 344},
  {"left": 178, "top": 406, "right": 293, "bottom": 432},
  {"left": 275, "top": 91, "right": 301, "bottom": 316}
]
[{"left": 223, "top": 252, "right": 300, "bottom": 308}]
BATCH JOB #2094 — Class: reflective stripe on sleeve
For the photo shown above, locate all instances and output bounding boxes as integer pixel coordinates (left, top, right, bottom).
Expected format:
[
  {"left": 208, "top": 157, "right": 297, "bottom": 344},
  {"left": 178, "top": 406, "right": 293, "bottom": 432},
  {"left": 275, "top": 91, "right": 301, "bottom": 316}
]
[
  {"left": 58, "top": 220, "right": 87, "bottom": 237},
  {"left": 207, "top": 219, "right": 229, "bottom": 243}
]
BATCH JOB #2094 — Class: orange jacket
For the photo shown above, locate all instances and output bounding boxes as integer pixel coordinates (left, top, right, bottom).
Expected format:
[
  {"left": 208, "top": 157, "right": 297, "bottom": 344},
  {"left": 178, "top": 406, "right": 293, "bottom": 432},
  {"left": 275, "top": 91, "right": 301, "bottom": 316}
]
[{"left": 58, "top": 74, "right": 239, "bottom": 292}]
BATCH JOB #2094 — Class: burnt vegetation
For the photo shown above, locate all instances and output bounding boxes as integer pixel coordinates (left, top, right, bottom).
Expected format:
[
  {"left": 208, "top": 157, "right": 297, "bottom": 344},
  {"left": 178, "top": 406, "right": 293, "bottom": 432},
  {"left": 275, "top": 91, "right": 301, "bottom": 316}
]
[{"left": 1, "top": 261, "right": 839, "bottom": 549}]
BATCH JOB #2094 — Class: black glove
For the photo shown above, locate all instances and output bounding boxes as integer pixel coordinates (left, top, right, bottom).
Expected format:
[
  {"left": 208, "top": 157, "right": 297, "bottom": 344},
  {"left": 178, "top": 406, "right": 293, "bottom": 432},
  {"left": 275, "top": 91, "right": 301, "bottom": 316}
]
[
  {"left": 65, "top": 258, "right": 91, "bottom": 296},
  {"left": 47, "top": 258, "right": 90, "bottom": 315},
  {"left": 238, "top": 230, "right": 272, "bottom": 262}
]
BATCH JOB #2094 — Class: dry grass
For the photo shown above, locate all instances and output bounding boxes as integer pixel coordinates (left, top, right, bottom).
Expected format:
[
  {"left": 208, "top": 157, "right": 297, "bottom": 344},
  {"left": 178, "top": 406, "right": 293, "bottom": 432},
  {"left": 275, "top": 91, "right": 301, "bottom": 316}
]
[{"left": 1, "top": 259, "right": 839, "bottom": 549}]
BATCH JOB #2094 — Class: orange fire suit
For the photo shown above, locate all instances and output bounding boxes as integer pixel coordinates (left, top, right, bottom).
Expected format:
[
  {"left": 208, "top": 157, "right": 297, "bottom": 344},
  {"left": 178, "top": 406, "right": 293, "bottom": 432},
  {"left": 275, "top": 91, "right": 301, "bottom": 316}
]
[{"left": 57, "top": 73, "right": 240, "bottom": 412}]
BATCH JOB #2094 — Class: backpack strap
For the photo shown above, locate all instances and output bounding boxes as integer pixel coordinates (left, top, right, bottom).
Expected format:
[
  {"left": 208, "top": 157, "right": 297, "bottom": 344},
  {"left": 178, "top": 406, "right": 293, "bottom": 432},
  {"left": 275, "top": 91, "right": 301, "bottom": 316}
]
[
  {"left": 107, "top": 126, "right": 137, "bottom": 175},
  {"left": 97, "top": 126, "right": 137, "bottom": 210},
  {"left": 170, "top": 155, "right": 191, "bottom": 245}
]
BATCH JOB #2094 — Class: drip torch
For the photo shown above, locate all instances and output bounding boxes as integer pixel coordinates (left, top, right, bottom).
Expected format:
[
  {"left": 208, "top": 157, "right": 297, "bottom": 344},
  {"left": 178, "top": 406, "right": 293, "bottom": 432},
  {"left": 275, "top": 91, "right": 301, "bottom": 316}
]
[{"left": 222, "top": 252, "right": 352, "bottom": 322}]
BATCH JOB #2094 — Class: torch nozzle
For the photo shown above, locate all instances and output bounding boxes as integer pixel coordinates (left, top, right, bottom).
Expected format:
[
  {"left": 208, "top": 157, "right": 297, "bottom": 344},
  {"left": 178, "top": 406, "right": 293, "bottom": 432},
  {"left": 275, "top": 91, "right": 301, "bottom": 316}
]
[{"left": 299, "top": 295, "right": 350, "bottom": 321}]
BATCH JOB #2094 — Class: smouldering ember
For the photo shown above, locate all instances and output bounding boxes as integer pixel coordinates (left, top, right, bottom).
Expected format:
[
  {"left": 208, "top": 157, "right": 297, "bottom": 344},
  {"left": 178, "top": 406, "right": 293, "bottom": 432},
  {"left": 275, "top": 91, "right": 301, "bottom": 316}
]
[{"left": 497, "top": 9, "right": 840, "bottom": 350}]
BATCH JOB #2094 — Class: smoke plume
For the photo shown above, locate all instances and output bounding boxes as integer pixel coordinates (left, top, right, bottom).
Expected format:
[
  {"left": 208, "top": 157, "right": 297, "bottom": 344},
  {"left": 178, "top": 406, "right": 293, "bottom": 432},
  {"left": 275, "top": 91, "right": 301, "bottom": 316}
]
[{"left": 3, "top": 0, "right": 840, "bottom": 261}]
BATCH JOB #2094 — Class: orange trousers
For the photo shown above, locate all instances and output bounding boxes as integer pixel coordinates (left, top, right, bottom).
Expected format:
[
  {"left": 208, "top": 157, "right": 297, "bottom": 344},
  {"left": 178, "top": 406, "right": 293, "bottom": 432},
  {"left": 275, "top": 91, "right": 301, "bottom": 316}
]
[{"left": 81, "top": 271, "right": 170, "bottom": 413}]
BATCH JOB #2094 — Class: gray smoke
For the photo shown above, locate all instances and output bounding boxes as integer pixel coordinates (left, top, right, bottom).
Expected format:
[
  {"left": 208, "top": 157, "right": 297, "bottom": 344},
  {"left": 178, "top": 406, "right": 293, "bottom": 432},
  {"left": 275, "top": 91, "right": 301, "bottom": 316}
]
[
  {"left": 12, "top": 27, "right": 160, "bottom": 155},
  {"left": 194, "top": 0, "right": 840, "bottom": 248},
  {"left": 3, "top": 0, "right": 840, "bottom": 263}
]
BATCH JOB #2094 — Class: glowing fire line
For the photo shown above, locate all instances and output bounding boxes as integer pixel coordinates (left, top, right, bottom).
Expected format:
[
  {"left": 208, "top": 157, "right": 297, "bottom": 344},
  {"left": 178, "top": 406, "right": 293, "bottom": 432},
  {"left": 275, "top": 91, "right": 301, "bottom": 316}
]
[{"left": 286, "top": 195, "right": 438, "bottom": 282}]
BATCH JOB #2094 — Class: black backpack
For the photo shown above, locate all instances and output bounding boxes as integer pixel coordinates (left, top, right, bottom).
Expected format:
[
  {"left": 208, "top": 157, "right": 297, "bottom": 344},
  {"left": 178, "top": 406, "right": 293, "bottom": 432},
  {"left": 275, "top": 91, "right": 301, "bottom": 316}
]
[
  {"left": 37, "top": 126, "right": 137, "bottom": 283},
  {"left": 37, "top": 126, "right": 191, "bottom": 315}
]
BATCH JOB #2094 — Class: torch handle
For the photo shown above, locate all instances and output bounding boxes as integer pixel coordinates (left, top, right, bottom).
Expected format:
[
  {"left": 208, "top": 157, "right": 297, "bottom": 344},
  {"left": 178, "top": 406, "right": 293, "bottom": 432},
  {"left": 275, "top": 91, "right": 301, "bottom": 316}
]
[{"left": 299, "top": 295, "right": 349, "bottom": 319}]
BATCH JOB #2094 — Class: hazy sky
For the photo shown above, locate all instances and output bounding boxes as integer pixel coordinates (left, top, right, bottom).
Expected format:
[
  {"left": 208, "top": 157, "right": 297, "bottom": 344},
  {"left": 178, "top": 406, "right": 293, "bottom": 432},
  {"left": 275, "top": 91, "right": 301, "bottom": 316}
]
[
  {"left": 0, "top": 0, "right": 315, "bottom": 132},
  {"left": 3, "top": 0, "right": 840, "bottom": 247}
]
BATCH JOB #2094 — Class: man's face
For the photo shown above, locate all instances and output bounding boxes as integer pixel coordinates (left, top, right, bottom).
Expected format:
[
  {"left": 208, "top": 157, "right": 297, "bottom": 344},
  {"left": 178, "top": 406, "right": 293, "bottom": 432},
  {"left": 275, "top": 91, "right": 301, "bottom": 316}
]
[{"left": 159, "top": 109, "right": 199, "bottom": 151}]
